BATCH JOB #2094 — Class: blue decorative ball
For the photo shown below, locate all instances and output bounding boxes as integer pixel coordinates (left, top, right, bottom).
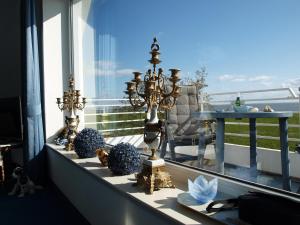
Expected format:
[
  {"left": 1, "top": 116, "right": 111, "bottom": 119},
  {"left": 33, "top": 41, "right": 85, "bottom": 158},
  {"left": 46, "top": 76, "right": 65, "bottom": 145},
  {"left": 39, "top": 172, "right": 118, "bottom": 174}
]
[
  {"left": 108, "top": 143, "right": 141, "bottom": 175},
  {"left": 74, "top": 128, "right": 105, "bottom": 158}
]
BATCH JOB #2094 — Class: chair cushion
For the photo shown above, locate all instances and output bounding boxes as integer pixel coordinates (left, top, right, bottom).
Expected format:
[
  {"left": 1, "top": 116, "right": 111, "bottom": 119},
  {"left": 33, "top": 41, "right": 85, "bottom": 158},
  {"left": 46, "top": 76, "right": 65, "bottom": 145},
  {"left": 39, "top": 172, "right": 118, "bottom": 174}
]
[{"left": 167, "top": 85, "right": 200, "bottom": 136}]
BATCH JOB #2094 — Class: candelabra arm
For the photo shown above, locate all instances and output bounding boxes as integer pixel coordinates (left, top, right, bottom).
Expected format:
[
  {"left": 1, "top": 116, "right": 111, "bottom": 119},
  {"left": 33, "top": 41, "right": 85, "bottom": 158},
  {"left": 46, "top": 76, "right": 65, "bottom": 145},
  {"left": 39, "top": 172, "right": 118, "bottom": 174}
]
[{"left": 128, "top": 92, "right": 146, "bottom": 110}]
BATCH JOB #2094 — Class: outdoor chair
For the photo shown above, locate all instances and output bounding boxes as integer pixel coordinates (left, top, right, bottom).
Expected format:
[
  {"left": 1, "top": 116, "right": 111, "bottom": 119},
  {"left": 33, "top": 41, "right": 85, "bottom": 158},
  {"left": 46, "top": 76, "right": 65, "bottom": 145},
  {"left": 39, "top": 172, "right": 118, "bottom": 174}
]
[{"left": 159, "top": 85, "right": 215, "bottom": 162}]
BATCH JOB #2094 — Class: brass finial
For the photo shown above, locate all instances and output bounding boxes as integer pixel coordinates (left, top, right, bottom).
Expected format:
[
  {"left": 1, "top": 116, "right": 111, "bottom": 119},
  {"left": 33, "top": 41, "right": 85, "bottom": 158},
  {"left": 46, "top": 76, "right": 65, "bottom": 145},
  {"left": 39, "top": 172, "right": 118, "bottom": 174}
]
[
  {"left": 151, "top": 37, "right": 160, "bottom": 51},
  {"left": 69, "top": 76, "right": 75, "bottom": 89},
  {"left": 149, "top": 37, "right": 161, "bottom": 69}
]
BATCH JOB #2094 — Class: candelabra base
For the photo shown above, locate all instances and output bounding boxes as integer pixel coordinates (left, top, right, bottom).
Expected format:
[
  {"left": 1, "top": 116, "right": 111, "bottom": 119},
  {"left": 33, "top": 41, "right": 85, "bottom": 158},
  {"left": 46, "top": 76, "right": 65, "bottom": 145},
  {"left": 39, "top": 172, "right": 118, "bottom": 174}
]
[{"left": 135, "top": 159, "right": 175, "bottom": 194}]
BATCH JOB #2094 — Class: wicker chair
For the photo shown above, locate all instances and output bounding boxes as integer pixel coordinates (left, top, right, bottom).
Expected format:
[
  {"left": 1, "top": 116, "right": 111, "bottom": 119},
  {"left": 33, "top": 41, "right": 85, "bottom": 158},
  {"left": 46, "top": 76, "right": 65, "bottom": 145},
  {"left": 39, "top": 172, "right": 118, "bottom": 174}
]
[{"left": 160, "top": 85, "right": 215, "bottom": 162}]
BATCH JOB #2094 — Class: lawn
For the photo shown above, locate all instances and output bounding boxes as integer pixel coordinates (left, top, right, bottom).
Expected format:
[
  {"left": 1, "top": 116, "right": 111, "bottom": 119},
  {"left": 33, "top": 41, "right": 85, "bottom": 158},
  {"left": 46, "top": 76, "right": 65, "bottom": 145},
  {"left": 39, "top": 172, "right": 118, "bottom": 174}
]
[{"left": 225, "top": 113, "right": 300, "bottom": 151}]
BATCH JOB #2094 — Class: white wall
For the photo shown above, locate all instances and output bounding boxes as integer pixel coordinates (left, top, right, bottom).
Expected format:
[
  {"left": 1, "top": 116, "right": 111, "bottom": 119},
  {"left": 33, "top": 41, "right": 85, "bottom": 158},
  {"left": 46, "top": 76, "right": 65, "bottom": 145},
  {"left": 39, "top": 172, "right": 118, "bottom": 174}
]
[
  {"left": 224, "top": 143, "right": 300, "bottom": 178},
  {"left": 43, "top": 0, "right": 70, "bottom": 139}
]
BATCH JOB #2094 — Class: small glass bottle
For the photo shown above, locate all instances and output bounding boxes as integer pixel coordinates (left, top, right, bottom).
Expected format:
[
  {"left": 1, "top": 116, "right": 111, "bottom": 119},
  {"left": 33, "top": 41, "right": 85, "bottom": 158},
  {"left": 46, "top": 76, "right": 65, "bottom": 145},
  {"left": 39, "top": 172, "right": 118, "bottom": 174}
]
[{"left": 235, "top": 92, "right": 241, "bottom": 106}]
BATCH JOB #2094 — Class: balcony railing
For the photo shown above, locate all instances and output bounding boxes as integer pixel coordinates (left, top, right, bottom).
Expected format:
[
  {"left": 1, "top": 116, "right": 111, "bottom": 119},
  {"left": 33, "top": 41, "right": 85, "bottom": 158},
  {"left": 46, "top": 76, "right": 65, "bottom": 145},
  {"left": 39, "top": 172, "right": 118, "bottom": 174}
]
[{"left": 84, "top": 87, "right": 300, "bottom": 150}]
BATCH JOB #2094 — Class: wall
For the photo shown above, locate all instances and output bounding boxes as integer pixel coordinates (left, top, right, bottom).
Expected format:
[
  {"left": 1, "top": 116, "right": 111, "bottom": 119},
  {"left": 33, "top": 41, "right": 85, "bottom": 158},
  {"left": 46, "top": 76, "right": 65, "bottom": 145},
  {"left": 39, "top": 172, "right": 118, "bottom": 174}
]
[
  {"left": 43, "top": 0, "right": 70, "bottom": 139},
  {"left": 0, "top": 1, "right": 22, "bottom": 98},
  {"left": 224, "top": 143, "right": 300, "bottom": 179}
]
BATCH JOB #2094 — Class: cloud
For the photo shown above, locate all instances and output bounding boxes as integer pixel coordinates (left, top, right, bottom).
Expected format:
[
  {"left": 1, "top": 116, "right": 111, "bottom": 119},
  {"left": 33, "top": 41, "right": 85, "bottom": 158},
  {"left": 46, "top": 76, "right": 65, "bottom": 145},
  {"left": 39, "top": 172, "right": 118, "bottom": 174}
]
[
  {"left": 248, "top": 75, "right": 272, "bottom": 82},
  {"left": 85, "top": 60, "right": 135, "bottom": 77},
  {"left": 218, "top": 74, "right": 246, "bottom": 82},
  {"left": 95, "top": 60, "right": 115, "bottom": 68},
  {"left": 95, "top": 68, "right": 135, "bottom": 76},
  {"left": 218, "top": 74, "right": 272, "bottom": 84},
  {"left": 281, "top": 77, "right": 300, "bottom": 88}
]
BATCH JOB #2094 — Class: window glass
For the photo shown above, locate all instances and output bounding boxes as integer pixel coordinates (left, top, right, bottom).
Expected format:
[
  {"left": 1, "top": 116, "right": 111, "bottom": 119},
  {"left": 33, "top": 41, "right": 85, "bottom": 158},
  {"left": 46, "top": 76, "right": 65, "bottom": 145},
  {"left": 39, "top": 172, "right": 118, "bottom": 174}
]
[{"left": 73, "top": 0, "right": 300, "bottom": 194}]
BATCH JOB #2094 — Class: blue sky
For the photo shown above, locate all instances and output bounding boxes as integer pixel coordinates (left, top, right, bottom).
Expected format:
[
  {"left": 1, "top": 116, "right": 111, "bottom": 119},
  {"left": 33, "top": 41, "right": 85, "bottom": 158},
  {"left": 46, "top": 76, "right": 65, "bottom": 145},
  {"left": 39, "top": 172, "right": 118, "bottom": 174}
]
[{"left": 82, "top": 0, "right": 300, "bottom": 98}]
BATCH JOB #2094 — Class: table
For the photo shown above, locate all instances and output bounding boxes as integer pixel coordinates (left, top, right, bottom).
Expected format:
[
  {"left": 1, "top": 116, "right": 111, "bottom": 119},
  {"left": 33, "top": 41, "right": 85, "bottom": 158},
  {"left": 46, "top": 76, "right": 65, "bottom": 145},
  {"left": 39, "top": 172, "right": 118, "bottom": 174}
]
[{"left": 192, "top": 111, "right": 293, "bottom": 191}]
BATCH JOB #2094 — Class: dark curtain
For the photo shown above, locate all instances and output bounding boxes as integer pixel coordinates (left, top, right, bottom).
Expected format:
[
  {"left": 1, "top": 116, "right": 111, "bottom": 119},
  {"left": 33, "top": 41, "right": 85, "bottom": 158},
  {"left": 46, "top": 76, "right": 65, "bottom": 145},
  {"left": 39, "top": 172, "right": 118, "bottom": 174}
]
[{"left": 22, "top": 0, "right": 46, "bottom": 184}]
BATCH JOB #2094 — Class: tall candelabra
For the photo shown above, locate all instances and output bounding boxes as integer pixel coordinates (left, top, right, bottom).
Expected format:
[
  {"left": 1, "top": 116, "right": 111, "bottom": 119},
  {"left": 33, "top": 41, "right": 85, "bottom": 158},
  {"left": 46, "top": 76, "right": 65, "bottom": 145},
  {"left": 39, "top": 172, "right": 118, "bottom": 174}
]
[
  {"left": 56, "top": 76, "right": 86, "bottom": 151},
  {"left": 125, "top": 38, "right": 181, "bottom": 194}
]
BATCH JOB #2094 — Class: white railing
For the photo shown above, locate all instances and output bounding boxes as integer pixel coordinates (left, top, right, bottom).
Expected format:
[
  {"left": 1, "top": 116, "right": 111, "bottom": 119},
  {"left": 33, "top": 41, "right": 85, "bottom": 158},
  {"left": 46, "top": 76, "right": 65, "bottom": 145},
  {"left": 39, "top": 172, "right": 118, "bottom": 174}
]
[
  {"left": 206, "top": 87, "right": 300, "bottom": 145},
  {"left": 84, "top": 87, "right": 300, "bottom": 145},
  {"left": 208, "top": 87, "right": 298, "bottom": 104}
]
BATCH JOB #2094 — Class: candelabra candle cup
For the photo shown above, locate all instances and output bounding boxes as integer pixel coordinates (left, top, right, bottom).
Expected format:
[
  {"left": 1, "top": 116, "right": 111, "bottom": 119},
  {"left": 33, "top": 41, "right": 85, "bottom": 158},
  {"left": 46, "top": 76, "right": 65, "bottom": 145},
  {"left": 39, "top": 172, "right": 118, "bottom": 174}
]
[
  {"left": 75, "top": 90, "right": 81, "bottom": 96},
  {"left": 82, "top": 97, "right": 86, "bottom": 104},
  {"left": 170, "top": 69, "right": 180, "bottom": 79},
  {"left": 126, "top": 82, "right": 136, "bottom": 92},
  {"left": 56, "top": 98, "right": 61, "bottom": 104},
  {"left": 148, "top": 81, "right": 156, "bottom": 90},
  {"left": 133, "top": 72, "right": 142, "bottom": 82}
]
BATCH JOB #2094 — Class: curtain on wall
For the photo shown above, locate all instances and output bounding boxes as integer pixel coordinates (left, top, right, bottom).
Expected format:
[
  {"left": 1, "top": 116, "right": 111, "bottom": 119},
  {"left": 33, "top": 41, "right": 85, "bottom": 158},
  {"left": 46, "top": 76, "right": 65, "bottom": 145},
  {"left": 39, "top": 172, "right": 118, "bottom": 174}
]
[{"left": 23, "top": 0, "right": 45, "bottom": 184}]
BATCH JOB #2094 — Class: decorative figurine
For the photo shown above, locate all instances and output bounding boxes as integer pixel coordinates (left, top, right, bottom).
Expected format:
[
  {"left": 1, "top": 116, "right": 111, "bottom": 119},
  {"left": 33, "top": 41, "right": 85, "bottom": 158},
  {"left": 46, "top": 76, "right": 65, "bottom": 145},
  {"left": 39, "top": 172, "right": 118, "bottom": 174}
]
[
  {"left": 188, "top": 175, "right": 218, "bottom": 204},
  {"left": 8, "top": 167, "right": 43, "bottom": 197},
  {"left": 263, "top": 105, "right": 274, "bottom": 112},
  {"left": 96, "top": 148, "right": 109, "bottom": 167}
]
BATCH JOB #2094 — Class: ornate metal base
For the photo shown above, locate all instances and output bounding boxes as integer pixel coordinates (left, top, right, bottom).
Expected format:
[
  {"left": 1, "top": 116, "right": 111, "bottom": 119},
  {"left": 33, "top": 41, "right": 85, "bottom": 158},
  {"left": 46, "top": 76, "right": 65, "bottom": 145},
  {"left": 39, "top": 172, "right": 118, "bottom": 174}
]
[
  {"left": 135, "top": 160, "right": 175, "bottom": 194},
  {"left": 64, "top": 116, "right": 79, "bottom": 151}
]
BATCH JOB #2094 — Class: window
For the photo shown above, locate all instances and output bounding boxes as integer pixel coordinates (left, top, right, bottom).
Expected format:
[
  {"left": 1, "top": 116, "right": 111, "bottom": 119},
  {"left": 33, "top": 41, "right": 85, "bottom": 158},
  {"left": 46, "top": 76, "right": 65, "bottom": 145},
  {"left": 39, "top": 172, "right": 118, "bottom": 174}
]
[{"left": 72, "top": 0, "right": 300, "bottom": 195}]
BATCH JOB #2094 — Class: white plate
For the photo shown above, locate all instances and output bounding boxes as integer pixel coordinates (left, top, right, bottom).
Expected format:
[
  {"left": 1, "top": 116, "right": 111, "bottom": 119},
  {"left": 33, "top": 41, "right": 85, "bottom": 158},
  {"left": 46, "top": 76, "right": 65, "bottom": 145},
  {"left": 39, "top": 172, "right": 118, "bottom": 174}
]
[{"left": 177, "top": 192, "right": 216, "bottom": 216}]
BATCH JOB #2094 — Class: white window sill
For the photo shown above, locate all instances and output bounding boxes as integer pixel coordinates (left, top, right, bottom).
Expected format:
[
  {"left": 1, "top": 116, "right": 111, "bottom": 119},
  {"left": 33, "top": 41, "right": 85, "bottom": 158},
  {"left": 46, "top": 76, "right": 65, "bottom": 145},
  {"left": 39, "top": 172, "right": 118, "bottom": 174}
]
[{"left": 46, "top": 143, "right": 297, "bottom": 225}]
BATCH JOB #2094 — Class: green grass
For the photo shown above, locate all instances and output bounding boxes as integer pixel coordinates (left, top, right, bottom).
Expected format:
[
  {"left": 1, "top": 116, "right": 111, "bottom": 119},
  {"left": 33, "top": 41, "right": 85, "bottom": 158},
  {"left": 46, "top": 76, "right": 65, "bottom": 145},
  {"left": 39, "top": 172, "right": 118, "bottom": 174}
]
[
  {"left": 225, "top": 113, "right": 300, "bottom": 151},
  {"left": 85, "top": 106, "right": 165, "bottom": 137}
]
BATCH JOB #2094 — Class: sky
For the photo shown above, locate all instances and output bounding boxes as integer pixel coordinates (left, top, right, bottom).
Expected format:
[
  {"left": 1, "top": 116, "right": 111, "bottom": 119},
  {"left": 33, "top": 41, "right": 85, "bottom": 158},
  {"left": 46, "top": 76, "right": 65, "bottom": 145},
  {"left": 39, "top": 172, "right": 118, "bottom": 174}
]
[{"left": 80, "top": 0, "right": 300, "bottom": 99}]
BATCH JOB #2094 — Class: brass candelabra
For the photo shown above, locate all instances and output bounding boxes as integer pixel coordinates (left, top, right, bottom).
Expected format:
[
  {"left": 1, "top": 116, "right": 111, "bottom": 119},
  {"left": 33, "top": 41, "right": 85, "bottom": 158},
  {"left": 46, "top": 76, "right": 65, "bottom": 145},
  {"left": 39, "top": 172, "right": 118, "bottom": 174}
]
[
  {"left": 56, "top": 76, "right": 86, "bottom": 151},
  {"left": 125, "top": 38, "right": 180, "bottom": 194}
]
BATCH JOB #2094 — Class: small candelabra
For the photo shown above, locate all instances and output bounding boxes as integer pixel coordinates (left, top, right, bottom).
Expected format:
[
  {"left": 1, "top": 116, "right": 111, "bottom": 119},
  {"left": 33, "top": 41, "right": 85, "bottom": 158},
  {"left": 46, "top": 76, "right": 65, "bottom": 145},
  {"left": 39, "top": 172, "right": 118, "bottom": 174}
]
[
  {"left": 56, "top": 76, "right": 86, "bottom": 151},
  {"left": 125, "top": 38, "right": 180, "bottom": 194}
]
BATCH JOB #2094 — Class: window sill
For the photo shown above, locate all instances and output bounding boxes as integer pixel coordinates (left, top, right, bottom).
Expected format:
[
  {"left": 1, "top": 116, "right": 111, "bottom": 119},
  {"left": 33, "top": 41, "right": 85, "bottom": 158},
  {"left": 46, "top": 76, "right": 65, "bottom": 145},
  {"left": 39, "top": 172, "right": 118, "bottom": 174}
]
[{"left": 46, "top": 143, "right": 296, "bottom": 225}]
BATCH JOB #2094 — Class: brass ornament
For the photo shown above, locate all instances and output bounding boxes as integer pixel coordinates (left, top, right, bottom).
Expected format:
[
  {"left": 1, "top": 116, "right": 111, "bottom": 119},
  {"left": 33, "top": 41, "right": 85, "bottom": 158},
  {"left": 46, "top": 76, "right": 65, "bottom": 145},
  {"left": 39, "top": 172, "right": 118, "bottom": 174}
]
[
  {"left": 135, "top": 163, "right": 175, "bottom": 194},
  {"left": 96, "top": 148, "right": 109, "bottom": 167},
  {"left": 56, "top": 76, "right": 86, "bottom": 151},
  {"left": 125, "top": 38, "right": 179, "bottom": 194}
]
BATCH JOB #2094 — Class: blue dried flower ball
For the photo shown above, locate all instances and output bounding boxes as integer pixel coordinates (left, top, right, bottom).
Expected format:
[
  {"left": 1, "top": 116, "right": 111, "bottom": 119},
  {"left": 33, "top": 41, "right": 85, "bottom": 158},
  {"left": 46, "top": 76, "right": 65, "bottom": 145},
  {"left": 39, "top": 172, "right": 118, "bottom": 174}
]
[
  {"left": 108, "top": 143, "right": 141, "bottom": 175},
  {"left": 74, "top": 128, "right": 105, "bottom": 158}
]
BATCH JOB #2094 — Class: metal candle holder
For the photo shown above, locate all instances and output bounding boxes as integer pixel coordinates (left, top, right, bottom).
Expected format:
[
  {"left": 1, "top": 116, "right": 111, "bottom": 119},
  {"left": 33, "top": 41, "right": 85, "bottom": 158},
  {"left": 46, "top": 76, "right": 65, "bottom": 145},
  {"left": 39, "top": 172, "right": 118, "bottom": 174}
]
[
  {"left": 125, "top": 38, "right": 180, "bottom": 194},
  {"left": 56, "top": 76, "right": 86, "bottom": 151}
]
